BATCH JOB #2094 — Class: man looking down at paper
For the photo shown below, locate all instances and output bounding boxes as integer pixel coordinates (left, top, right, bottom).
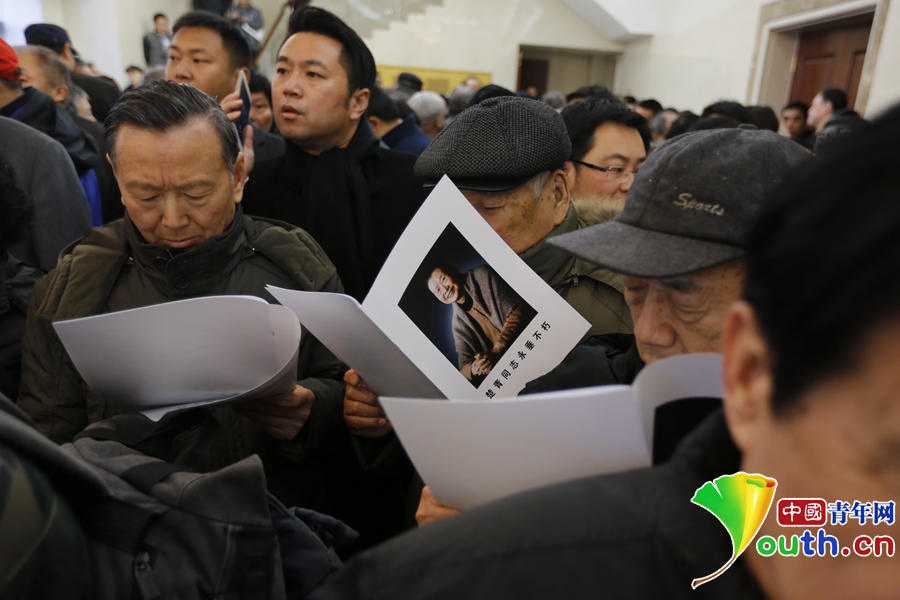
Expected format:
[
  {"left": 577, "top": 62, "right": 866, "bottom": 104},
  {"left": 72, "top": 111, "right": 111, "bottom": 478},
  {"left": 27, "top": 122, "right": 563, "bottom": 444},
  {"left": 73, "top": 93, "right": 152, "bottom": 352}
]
[
  {"left": 320, "top": 103, "right": 900, "bottom": 600},
  {"left": 413, "top": 126, "right": 810, "bottom": 524},
  {"left": 344, "top": 96, "right": 634, "bottom": 437},
  {"left": 17, "top": 81, "right": 348, "bottom": 511},
  {"left": 427, "top": 264, "right": 533, "bottom": 384}
]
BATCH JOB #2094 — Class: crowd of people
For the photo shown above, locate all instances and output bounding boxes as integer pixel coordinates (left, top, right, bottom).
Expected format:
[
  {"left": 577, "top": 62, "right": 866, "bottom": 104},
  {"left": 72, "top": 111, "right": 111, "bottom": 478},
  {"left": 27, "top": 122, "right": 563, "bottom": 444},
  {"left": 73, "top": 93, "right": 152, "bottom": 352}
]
[{"left": 0, "top": 3, "right": 897, "bottom": 599}]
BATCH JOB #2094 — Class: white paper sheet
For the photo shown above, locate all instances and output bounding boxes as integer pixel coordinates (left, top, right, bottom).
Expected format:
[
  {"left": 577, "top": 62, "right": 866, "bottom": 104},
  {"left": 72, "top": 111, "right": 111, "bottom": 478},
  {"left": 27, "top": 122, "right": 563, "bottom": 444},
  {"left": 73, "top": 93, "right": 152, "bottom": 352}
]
[
  {"left": 380, "top": 352, "right": 724, "bottom": 509},
  {"left": 266, "top": 286, "right": 442, "bottom": 398},
  {"left": 53, "top": 295, "right": 302, "bottom": 420},
  {"left": 275, "top": 176, "right": 589, "bottom": 401}
]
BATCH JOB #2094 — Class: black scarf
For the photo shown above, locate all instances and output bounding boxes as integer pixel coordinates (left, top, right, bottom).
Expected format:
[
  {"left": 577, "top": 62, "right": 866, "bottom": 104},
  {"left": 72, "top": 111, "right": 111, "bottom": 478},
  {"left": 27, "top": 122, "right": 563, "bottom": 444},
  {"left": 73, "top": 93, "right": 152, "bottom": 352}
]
[{"left": 276, "top": 122, "right": 381, "bottom": 300}]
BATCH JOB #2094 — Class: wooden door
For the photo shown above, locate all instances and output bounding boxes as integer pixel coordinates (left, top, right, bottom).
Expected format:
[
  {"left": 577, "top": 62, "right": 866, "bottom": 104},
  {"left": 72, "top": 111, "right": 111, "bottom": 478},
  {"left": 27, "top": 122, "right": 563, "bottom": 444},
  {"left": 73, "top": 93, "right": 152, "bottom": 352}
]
[
  {"left": 789, "top": 14, "right": 872, "bottom": 108},
  {"left": 518, "top": 58, "right": 549, "bottom": 96}
]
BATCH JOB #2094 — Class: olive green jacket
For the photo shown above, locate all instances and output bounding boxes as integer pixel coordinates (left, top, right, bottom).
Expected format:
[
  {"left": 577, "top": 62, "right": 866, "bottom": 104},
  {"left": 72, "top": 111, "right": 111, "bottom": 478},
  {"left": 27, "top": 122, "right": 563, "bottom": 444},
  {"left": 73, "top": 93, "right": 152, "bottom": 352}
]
[
  {"left": 520, "top": 204, "right": 633, "bottom": 337},
  {"left": 17, "top": 213, "right": 349, "bottom": 510}
]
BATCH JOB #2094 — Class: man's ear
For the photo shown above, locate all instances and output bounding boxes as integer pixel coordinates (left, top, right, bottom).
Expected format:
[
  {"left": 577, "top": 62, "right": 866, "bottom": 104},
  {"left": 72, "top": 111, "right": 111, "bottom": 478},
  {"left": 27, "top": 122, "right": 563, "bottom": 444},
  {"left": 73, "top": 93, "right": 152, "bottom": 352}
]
[
  {"left": 50, "top": 84, "right": 69, "bottom": 105},
  {"left": 548, "top": 167, "right": 571, "bottom": 226},
  {"left": 232, "top": 151, "right": 247, "bottom": 204},
  {"left": 722, "top": 300, "right": 774, "bottom": 455},
  {"left": 348, "top": 87, "right": 370, "bottom": 121}
]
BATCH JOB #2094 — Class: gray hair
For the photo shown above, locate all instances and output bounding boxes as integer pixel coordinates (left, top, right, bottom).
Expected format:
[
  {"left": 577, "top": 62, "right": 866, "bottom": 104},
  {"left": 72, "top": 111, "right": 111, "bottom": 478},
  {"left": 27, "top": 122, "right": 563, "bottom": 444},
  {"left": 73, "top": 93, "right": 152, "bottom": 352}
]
[
  {"left": 526, "top": 170, "right": 552, "bottom": 200},
  {"left": 407, "top": 90, "right": 448, "bottom": 126},
  {"left": 105, "top": 80, "right": 240, "bottom": 172},
  {"left": 14, "top": 44, "right": 72, "bottom": 89},
  {"left": 447, "top": 85, "right": 475, "bottom": 117},
  {"left": 542, "top": 90, "right": 565, "bottom": 109}
]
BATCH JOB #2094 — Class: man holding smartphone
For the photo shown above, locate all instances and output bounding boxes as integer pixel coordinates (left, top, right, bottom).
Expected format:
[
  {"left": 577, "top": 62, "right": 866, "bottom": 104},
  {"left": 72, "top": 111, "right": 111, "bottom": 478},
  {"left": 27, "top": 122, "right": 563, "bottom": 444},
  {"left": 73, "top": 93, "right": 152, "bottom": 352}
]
[{"left": 166, "top": 10, "right": 283, "bottom": 165}]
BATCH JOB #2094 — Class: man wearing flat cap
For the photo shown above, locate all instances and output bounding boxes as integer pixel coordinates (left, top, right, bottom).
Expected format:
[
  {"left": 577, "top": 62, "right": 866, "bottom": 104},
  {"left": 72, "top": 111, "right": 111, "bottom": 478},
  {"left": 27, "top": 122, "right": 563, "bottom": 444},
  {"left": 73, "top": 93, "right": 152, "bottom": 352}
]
[
  {"left": 344, "top": 97, "right": 633, "bottom": 437},
  {"left": 415, "top": 125, "right": 812, "bottom": 523}
]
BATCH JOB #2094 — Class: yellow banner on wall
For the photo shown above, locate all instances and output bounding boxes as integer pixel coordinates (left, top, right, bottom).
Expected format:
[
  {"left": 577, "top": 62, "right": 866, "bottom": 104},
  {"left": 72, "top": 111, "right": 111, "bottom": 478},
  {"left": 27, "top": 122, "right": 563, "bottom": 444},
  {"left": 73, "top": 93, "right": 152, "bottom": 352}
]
[{"left": 376, "top": 65, "right": 493, "bottom": 95}]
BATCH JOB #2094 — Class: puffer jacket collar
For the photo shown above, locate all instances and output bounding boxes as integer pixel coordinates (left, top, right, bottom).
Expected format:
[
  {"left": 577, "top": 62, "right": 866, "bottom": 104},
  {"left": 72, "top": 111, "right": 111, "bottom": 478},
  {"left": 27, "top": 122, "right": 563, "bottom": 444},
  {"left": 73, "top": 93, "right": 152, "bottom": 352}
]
[{"left": 125, "top": 207, "right": 248, "bottom": 298}]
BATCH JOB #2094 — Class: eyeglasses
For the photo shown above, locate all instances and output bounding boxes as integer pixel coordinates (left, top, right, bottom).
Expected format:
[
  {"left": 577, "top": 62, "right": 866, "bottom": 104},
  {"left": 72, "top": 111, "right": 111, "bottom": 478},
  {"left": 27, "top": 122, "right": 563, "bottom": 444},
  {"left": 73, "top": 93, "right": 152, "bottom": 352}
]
[{"left": 573, "top": 160, "right": 638, "bottom": 181}]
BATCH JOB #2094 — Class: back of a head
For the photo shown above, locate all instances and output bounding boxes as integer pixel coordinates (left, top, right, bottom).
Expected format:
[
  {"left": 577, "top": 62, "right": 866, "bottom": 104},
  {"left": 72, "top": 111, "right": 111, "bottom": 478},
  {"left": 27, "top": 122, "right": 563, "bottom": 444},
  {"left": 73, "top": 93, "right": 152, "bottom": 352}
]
[
  {"left": 173, "top": 10, "right": 250, "bottom": 69},
  {"left": 367, "top": 85, "right": 400, "bottom": 121},
  {"left": 665, "top": 111, "right": 699, "bottom": 139},
  {"left": 448, "top": 84, "right": 475, "bottom": 116},
  {"left": 566, "top": 85, "right": 617, "bottom": 104},
  {"left": 687, "top": 116, "right": 737, "bottom": 133},
  {"left": 467, "top": 84, "right": 514, "bottom": 108},
  {"left": 248, "top": 69, "right": 271, "bottom": 104},
  {"left": 542, "top": 90, "right": 565, "bottom": 109},
  {"left": 748, "top": 105, "right": 779, "bottom": 132},
  {"left": 105, "top": 80, "right": 239, "bottom": 171},
  {"left": 820, "top": 87, "right": 848, "bottom": 112},
  {"left": 701, "top": 100, "right": 751, "bottom": 125},
  {"left": 561, "top": 98, "right": 651, "bottom": 159},
  {"left": 407, "top": 90, "right": 447, "bottom": 126},
  {"left": 744, "top": 102, "right": 900, "bottom": 412},
  {"left": 287, "top": 6, "right": 375, "bottom": 93},
  {"left": 23, "top": 23, "right": 69, "bottom": 55},
  {"left": 638, "top": 98, "right": 663, "bottom": 116},
  {"left": 396, "top": 72, "right": 422, "bottom": 93}
]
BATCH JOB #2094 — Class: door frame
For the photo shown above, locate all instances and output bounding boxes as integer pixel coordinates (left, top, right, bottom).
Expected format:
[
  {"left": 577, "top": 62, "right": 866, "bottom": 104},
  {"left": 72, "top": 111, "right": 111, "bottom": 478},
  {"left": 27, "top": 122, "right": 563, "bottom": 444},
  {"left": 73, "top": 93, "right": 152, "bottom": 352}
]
[{"left": 748, "top": 0, "right": 890, "bottom": 115}]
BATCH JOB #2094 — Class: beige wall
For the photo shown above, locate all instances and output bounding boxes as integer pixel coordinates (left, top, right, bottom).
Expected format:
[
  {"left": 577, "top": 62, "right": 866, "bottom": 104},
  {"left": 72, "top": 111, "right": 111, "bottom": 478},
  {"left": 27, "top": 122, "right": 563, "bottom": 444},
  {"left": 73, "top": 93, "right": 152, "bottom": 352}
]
[
  {"left": 38, "top": 0, "right": 190, "bottom": 87},
  {"left": 522, "top": 47, "right": 617, "bottom": 95},
  {"left": 363, "top": 0, "right": 623, "bottom": 90},
  {"left": 864, "top": 0, "right": 900, "bottom": 116},
  {"left": 614, "top": 0, "right": 764, "bottom": 112}
]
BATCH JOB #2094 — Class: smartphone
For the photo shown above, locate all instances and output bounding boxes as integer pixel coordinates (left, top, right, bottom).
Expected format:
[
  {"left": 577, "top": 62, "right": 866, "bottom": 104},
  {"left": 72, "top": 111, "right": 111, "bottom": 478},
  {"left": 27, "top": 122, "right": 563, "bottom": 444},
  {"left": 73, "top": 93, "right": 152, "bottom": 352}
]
[{"left": 235, "top": 70, "right": 251, "bottom": 139}]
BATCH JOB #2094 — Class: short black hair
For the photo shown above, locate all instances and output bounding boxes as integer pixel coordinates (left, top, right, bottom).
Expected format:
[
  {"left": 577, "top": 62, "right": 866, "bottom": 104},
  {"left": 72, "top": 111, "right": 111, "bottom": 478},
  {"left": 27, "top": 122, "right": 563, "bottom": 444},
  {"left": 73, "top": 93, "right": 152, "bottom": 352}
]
[
  {"left": 743, "top": 101, "right": 900, "bottom": 413},
  {"left": 782, "top": 101, "right": 809, "bottom": 116},
  {"left": 173, "top": 10, "right": 250, "bottom": 69},
  {"left": 566, "top": 85, "right": 617, "bottom": 104},
  {"left": 820, "top": 88, "right": 848, "bottom": 111},
  {"left": 701, "top": 100, "right": 751, "bottom": 125},
  {"left": 686, "top": 116, "right": 736, "bottom": 132},
  {"left": 637, "top": 98, "right": 663, "bottom": 116},
  {"left": 153, "top": 13, "right": 167, "bottom": 21},
  {"left": 105, "top": 80, "right": 240, "bottom": 171},
  {"left": 665, "top": 111, "right": 699, "bottom": 139},
  {"left": 467, "top": 84, "right": 514, "bottom": 108},
  {"left": 748, "top": 105, "right": 779, "bottom": 132},
  {"left": 367, "top": 85, "right": 400, "bottom": 121},
  {"left": 562, "top": 98, "right": 651, "bottom": 159},
  {"left": 286, "top": 6, "right": 375, "bottom": 94},
  {"left": 248, "top": 69, "right": 271, "bottom": 105}
]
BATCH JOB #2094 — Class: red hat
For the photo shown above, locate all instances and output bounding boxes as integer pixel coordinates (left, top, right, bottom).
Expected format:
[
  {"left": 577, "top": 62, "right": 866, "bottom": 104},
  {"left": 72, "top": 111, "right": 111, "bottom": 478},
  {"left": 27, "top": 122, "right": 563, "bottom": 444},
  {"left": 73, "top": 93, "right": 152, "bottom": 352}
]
[{"left": 0, "top": 38, "right": 20, "bottom": 82}]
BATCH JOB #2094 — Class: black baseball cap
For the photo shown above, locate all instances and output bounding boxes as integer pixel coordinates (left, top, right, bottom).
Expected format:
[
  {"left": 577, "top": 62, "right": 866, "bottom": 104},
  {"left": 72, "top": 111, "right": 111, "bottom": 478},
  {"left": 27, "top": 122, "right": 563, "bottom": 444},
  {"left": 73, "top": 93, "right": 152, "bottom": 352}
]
[
  {"left": 24, "top": 23, "right": 71, "bottom": 55},
  {"left": 414, "top": 96, "right": 571, "bottom": 192},
  {"left": 549, "top": 126, "right": 811, "bottom": 277}
]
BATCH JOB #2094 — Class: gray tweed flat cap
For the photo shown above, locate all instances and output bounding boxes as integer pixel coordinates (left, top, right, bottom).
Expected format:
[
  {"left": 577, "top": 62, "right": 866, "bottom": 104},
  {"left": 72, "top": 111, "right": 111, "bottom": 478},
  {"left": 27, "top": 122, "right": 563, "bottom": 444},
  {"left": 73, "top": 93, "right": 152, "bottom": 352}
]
[{"left": 414, "top": 96, "right": 571, "bottom": 191}]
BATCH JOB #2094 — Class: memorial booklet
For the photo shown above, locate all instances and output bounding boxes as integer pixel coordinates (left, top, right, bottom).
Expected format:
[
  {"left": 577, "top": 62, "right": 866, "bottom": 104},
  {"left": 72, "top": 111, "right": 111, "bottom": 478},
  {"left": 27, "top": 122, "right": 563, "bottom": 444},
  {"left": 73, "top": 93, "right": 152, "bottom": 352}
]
[
  {"left": 379, "top": 353, "right": 723, "bottom": 509},
  {"left": 269, "top": 175, "right": 590, "bottom": 400},
  {"left": 53, "top": 295, "right": 301, "bottom": 420}
]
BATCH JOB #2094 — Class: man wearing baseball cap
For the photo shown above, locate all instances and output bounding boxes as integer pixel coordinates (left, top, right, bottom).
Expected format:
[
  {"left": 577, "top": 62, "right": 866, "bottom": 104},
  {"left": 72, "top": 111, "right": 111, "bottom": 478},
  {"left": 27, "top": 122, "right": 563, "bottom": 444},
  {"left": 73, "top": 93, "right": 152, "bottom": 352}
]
[
  {"left": 24, "top": 23, "right": 120, "bottom": 122},
  {"left": 526, "top": 125, "right": 810, "bottom": 394},
  {"left": 322, "top": 111, "right": 900, "bottom": 600},
  {"left": 417, "top": 125, "right": 811, "bottom": 524}
]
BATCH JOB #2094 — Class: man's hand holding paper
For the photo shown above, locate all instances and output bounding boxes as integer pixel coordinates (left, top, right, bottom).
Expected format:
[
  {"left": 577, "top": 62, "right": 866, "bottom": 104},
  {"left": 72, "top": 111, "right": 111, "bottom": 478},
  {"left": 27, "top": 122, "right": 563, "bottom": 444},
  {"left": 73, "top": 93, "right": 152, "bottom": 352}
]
[
  {"left": 343, "top": 369, "right": 392, "bottom": 438},
  {"left": 236, "top": 383, "right": 315, "bottom": 441}
]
